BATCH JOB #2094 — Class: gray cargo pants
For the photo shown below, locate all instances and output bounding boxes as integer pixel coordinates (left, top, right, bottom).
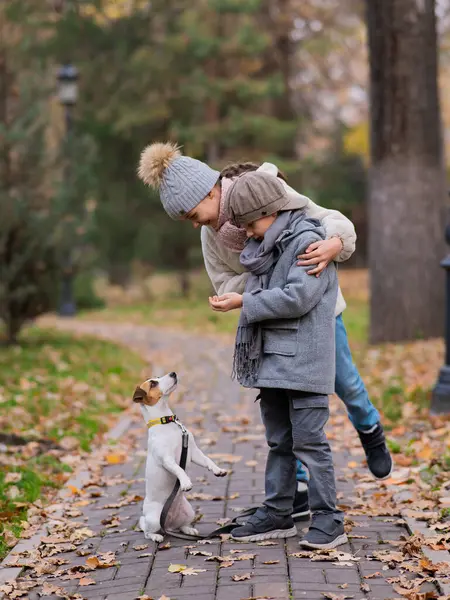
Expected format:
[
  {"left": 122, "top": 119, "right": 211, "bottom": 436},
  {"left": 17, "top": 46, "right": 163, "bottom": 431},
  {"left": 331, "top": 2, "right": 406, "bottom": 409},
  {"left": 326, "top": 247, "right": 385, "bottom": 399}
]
[{"left": 259, "top": 388, "right": 338, "bottom": 517}]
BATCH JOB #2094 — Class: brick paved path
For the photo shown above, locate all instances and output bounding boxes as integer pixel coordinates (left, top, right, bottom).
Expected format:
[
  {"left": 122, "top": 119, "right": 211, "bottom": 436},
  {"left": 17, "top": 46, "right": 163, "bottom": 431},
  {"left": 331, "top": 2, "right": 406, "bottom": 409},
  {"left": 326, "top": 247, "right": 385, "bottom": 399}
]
[{"left": 4, "top": 323, "right": 439, "bottom": 600}]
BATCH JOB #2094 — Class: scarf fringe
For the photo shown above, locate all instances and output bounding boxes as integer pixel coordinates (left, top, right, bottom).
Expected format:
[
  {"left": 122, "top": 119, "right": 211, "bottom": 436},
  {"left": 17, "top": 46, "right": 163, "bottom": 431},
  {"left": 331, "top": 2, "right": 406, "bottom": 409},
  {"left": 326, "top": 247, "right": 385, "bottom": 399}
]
[{"left": 231, "top": 325, "right": 262, "bottom": 387}]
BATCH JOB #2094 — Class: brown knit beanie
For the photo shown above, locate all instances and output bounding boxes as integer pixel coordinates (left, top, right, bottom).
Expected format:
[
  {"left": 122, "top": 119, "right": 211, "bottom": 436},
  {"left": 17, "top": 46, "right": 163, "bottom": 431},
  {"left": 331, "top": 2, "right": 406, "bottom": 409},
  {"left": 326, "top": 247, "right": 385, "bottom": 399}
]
[{"left": 226, "top": 171, "right": 304, "bottom": 226}]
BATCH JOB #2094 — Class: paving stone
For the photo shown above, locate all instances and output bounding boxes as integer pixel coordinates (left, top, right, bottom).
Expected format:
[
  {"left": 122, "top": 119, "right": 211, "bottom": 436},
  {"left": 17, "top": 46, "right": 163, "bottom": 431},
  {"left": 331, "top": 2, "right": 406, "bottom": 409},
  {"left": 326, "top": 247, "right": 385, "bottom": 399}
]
[
  {"left": 291, "top": 582, "right": 363, "bottom": 594},
  {"left": 289, "top": 567, "right": 326, "bottom": 583},
  {"left": 104, "top": 593, "right": 144, "bottom": 600},
  {"left": 115, "top": 562, "right": 150, "bottom": 578},
  {"left": 215, "top": 583, "right": 252, "bottom": 600},
  {"left": 253, "top": 581, "right": 290, "bottom": 599},
  {"left": 90, "top": 568, "right": 118, "bottom": 582},
  {"left": 324, "top": 567, "right": 361, "bottom": 584}
]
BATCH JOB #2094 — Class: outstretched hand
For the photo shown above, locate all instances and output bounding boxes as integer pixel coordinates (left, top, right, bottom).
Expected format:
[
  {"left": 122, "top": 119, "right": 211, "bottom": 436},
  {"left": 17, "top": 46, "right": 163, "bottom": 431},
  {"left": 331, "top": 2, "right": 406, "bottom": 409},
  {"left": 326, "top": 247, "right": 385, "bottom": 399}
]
[
  {"left": 209, "top": 293, "right": 243, "bottom": 312},
  {"left": 297, "top": 237, "right": 343, "bottom": 277}
]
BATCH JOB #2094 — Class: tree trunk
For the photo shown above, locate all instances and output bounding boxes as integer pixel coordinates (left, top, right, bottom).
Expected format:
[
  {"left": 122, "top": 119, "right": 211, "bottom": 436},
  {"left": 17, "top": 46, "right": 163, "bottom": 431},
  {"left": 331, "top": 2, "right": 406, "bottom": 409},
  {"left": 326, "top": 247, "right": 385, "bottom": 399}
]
[
  {"left": 108, "top": 263, "right": 131, "bottom": 288},
  {"left": 366, "top": 0, "right": 447, "bottom": 343},
  {"left": 178, "top": 271, "right": 190, "bottom": 297},
  {"left": 6, "top": 316, "right": 21, "bottom": 346}
]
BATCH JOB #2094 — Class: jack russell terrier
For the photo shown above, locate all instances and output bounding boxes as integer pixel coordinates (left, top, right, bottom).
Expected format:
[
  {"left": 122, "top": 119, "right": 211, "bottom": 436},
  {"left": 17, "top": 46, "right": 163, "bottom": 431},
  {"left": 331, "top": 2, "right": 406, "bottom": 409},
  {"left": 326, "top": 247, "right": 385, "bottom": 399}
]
[{"left": 133, "top": 372, "right": 227, "bottom": 542}]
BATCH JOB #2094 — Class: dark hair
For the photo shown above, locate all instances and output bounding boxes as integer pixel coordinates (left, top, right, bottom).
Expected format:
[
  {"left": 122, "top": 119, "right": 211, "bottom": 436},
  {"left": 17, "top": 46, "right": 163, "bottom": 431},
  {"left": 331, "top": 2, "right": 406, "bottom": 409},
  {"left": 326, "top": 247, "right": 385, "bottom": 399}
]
[{"left": 219, "top": 161, "right": 287, "bottom": 182}]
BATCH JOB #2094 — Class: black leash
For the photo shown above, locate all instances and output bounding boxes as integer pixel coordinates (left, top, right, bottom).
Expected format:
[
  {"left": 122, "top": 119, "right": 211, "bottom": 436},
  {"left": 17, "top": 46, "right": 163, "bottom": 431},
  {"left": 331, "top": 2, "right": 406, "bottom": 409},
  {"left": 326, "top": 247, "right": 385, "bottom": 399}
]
[{"left": 159, "top": 419, "right": 257, "bottom": 540}]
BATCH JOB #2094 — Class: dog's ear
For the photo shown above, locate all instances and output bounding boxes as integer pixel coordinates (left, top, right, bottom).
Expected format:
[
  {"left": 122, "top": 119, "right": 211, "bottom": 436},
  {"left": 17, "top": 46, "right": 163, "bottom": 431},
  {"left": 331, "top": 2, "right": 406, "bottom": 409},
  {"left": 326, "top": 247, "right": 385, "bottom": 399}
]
[{"left": 133, "top": 386, "right": 147, "bottom": 403}]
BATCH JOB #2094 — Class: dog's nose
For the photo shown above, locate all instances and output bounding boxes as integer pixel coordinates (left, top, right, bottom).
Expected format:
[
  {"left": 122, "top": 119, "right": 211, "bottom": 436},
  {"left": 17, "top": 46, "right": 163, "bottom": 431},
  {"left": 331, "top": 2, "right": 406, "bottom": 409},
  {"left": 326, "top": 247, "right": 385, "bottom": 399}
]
[{"left": 170, "top": 372, "right": 177, "bottom": 380}]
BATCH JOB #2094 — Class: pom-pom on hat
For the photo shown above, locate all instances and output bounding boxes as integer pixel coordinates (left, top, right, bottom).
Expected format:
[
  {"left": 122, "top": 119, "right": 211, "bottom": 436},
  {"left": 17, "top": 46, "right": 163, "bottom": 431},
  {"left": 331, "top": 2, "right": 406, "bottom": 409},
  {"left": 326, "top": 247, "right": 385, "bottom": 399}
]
[{"left": 137, "top": 142, "right": 220, "bottom": 220}]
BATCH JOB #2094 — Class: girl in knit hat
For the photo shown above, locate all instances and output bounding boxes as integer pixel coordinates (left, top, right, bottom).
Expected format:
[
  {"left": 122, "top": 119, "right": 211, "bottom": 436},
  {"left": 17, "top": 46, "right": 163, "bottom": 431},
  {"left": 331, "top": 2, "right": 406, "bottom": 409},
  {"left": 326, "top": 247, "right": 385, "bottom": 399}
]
[{"left": 137, "top": 143, "right": 392, "bottom": 525}]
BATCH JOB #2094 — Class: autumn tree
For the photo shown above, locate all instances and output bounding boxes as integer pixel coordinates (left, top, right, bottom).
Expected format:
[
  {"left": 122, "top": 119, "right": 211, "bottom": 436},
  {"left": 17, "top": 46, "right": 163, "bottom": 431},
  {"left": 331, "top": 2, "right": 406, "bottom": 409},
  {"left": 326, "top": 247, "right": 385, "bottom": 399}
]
[{"left": 366, "top": 0, "right": 447, "bottom": 343}]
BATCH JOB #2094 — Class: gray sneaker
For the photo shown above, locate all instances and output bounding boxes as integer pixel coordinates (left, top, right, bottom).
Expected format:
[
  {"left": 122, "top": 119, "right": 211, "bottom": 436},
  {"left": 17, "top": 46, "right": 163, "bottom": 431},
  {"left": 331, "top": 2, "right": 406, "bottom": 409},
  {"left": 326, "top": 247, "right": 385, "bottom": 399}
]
[
  {"left": 299, "top": 513, "right": 347, "bottom": 550},
  {"left": 231, "top": 506, "right": 297, "bottom": 542}
]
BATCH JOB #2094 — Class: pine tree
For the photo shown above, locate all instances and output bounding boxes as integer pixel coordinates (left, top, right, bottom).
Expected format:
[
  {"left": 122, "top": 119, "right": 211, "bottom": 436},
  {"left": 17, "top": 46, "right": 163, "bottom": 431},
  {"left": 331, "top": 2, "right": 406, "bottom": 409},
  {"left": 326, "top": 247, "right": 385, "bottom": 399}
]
[{"left": 0, "top": 0, "right": 94, "bottom": 342}]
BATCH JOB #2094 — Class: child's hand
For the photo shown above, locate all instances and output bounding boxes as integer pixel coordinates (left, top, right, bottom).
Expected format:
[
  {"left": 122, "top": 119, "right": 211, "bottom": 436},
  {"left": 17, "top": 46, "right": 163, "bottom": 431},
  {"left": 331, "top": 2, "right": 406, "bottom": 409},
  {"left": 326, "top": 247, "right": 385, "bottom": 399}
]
[
  {"left": 297, "top": 237, "right": 343, "bottom": 277},
  {"left": 209, "top": 293, "right": 243, "bottom": 312}
]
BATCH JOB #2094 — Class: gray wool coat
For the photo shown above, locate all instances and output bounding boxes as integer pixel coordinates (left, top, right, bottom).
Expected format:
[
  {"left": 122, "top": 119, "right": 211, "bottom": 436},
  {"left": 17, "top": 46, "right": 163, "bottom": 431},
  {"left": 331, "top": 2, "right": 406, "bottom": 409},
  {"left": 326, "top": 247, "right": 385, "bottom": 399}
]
[{"left": 241, "top": 217, "right": 338, "bottom": 395}]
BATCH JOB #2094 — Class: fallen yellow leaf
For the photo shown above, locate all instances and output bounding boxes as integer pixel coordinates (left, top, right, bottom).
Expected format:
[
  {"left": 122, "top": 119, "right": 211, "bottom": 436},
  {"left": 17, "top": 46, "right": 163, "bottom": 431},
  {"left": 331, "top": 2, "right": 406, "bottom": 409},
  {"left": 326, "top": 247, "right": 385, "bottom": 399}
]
[
  {"left": 168, "top": 563, "right": 187, "bottom": 573},
  {"left": 105, "top": 453, "right": 127, "bottom": 464}
]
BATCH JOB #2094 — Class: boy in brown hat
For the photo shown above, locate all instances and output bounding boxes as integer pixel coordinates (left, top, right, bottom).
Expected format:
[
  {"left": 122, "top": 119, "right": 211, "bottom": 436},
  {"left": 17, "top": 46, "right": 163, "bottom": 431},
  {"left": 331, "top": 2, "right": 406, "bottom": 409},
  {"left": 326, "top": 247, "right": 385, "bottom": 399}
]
[{"left": 209, "top": 170, "right": 346, "bottom": 548}]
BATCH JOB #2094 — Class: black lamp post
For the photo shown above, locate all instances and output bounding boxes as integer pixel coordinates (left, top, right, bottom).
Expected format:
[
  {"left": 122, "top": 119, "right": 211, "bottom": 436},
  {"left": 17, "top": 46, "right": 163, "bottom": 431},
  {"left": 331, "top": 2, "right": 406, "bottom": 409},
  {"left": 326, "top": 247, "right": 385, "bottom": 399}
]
[
  {"left": 57, "top": 63, "right": 79, "bottom": 317},
  {"left": 431, "top": 203, "right": 450, "bottom": 414}
]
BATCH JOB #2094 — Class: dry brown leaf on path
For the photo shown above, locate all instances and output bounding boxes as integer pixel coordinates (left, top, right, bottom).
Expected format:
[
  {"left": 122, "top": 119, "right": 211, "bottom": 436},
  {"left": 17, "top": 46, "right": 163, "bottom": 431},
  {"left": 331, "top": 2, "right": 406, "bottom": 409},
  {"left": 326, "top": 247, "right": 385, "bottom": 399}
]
[
  {"left": 133, "top": 544, "right": 149, "bottom": 551},
  {"left": 363, "top": 572, "right": 383, "bottom": 579},
  {"left": 371, "top": 550, "right": 404, "bottom": 563},
  {"left": 232, "top": 572, "right": 252, "bottom": 581},
  {"left": 206, "top": 555, "right": 234, "bottom": 563},
  {"left": 159, "top": 542, "right": 171, "bottom": 550},
  {"left": 290, "top": 551, "right": 315, "bottom": 558},
  {"left": 40, "top": 581, "right": 67, "bottom": 596},
  {"left": 3, "top": 529, "right": 17, "bottom": 548},
  {"left": 79, "top": 577, "right": 95, "bottom": 586},
  {"left": 186, "top": 492, "right": 221, "bottom": 501},
  {"left": 181, "top": 567, "right": 207, "bottom": 575},
  {"left": 86, "top": 552, "right": 117, "bottom": 569},
  {"left": 4, "top": 472, "right": 22, "bottom": 484},
  {"left": 262, "top": 560, "right": 279, "bottom": 565},
  {"left": 257, "top": 540, "right": 278, "bottom": 546},
  {"left": 393, "top": 583, "right": 438, "bottom": 599},
  {"left": 232, "top": 553, "right": 255, "bottom": 561},
  {"left": 0, "top": 579, "right": 39, "bottom": 599},
  {"left": 189, "top": 549, "right": 212, "bottom": 556}
]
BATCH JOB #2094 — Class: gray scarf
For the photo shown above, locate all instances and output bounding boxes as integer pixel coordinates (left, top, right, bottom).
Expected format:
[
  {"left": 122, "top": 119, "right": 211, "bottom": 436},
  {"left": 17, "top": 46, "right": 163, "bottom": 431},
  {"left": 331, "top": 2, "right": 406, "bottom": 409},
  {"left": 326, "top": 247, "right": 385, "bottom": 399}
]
[{"left": 232, "top": 211, "right": 294, "bottom": 387}]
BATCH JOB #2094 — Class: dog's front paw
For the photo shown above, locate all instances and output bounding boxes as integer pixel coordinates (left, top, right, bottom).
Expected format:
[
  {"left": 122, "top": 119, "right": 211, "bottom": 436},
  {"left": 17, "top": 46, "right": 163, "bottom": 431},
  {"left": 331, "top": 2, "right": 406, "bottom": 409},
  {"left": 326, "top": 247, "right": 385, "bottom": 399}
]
[
  {"left": 212, "top": 467, "right": 228, "bottom": 477},
  {"left": 180, "top": 525, "right": 199, "bottom": 536},
  {"left": 180, "top": 478, "right": 193, "bottom": 491},
  {"left": 145, "top": 532, "right": 164, "bottom": 542}
]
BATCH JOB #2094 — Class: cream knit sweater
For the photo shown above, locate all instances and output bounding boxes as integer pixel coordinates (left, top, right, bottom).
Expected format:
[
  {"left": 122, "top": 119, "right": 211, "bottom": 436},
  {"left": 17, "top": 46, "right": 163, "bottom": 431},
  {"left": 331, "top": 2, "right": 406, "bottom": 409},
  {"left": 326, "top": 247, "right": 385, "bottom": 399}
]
[{"left": 201, "top": 163, "right": 356, "bottom": 317}]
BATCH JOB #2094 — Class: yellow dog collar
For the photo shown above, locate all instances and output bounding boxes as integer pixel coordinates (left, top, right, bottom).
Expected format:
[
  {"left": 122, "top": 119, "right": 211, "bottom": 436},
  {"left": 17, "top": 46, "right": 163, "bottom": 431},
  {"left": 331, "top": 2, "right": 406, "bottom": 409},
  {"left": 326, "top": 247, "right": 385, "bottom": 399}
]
[{"left": 147, "top": 414, "right": 177, "bottom": 429}]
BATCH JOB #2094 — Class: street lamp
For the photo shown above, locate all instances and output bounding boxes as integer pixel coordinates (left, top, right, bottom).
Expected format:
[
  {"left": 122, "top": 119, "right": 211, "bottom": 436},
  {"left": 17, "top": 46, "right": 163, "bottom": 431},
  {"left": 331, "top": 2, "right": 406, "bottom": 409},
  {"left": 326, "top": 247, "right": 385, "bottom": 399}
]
[
  {"left": 57, "top": 63, "right": 78, "bottom": 317},
  {"left": 431, "top": 201, "right": 450, "bottom": 414}
]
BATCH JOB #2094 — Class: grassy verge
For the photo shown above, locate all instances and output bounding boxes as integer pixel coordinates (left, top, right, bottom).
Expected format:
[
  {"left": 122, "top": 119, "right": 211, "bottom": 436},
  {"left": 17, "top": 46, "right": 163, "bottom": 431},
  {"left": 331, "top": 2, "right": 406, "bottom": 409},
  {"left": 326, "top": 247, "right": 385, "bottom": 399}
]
[
  {"left": 0, "top": 327, "right": 146, "bottom": 560},
  {"left": 81, "top": 269, "right": 370, "bottom": 340}
]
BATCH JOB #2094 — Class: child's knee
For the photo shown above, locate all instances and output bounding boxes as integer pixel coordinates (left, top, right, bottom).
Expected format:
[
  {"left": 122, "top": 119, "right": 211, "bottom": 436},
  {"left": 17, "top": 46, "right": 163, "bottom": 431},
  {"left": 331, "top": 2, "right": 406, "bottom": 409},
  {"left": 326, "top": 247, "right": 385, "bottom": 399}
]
[{"left": 267, "top": 432, "right": 293, "bottom": 454}]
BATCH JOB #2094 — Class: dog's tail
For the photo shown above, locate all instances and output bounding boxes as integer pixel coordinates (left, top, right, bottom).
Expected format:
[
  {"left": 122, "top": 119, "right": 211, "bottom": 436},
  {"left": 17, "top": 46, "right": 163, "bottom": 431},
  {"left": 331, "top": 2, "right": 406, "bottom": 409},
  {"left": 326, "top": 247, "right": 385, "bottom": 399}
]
[{"left": 138, "top": 516, "right": 146, "bottom": 532}]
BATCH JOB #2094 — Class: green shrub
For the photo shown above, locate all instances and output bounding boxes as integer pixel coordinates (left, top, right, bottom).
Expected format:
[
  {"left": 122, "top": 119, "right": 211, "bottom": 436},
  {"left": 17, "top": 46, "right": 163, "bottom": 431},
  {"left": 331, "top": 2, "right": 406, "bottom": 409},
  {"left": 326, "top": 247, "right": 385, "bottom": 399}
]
[{"left": 74, "top": 272, "right": 105, "bottom": 310}]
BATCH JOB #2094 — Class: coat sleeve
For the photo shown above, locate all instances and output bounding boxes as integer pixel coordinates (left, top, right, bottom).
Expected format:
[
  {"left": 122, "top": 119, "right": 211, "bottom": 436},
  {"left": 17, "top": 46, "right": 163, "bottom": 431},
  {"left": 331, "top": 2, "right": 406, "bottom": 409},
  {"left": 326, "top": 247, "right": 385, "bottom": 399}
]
[
  {"left": 302, "top": 197, "right": 356, "bottom": 262},
  {"left": 201, "top": 227, "right": 249, "bottom": 295},
  {"left": 242, "top": 235, "right": 334, "bottom": 324}
]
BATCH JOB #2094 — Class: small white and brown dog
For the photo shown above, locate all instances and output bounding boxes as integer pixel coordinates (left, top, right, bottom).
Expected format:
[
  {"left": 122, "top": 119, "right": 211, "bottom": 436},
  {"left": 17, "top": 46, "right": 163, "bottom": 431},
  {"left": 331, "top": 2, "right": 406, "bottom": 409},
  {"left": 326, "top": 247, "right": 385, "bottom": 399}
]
[{"left": 133, "top": 372, "right": 227, "bottom": 542}]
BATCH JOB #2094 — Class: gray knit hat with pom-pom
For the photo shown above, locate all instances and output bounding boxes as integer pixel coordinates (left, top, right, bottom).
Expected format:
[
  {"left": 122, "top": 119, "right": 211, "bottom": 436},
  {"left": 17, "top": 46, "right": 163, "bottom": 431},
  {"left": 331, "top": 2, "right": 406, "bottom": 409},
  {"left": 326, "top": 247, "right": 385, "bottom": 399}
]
[{"left": 137, "top": 142, "right": 220, "bottom": 220}]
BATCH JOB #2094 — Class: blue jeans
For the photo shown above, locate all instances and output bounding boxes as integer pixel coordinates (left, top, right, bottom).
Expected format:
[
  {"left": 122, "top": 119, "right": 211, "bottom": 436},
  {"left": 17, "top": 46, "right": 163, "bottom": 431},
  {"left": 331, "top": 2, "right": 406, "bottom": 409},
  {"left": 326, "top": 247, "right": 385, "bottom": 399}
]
[{"left": 296, "top": 314, "right": 380, "bottom": 483}]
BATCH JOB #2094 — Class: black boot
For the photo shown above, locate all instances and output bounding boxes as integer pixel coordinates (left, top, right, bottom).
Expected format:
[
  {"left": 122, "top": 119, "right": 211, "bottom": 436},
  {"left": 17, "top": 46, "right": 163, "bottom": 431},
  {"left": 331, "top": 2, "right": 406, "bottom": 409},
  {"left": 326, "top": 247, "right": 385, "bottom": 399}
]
[{"left": 358, "top": 422, "right": 393, "bottom": 480}]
